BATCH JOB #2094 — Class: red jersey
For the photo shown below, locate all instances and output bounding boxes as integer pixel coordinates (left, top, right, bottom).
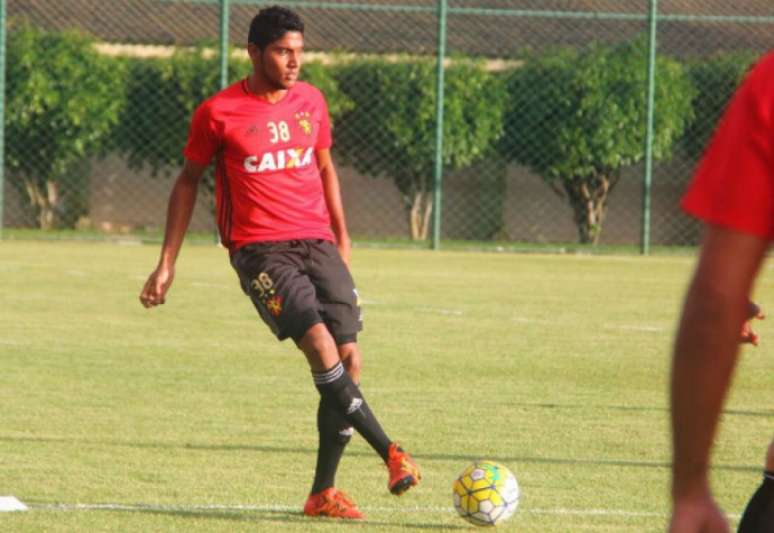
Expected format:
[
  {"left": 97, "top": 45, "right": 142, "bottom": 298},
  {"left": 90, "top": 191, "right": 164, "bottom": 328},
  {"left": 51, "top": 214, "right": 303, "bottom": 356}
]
[
  {"left": 682, "top": 52, "right": 774, "bottom": 241},
  {"left": 184, "top": 80, "right": 334, "bottom": 251}
]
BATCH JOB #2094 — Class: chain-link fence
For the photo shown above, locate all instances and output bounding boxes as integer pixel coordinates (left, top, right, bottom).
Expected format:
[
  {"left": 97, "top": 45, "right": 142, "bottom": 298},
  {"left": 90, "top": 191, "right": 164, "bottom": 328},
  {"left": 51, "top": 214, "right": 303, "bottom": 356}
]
[{"left": 3, "top": 1, "right": 773, "bottom": 249}]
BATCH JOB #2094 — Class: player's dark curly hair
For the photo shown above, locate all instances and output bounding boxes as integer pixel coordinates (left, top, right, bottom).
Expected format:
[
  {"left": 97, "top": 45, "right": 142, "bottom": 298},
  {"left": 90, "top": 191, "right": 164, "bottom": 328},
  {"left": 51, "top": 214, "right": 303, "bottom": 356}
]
[{"left": 248, "top": 6, "right": 304, "bottom": 50}]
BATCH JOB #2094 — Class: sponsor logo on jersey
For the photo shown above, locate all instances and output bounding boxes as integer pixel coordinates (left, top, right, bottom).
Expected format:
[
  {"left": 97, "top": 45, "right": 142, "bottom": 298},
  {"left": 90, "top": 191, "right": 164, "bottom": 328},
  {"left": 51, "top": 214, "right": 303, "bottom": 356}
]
[{"left": 243, "top": 147, "right": 314, "bottom": 173}]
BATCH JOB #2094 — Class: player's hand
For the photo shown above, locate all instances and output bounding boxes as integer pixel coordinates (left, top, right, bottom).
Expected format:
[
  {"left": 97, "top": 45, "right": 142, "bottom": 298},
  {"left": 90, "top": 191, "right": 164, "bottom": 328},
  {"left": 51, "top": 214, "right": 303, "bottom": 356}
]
[
  {"left": 668, "top": 494, "right": 729, "bottom": 533},
  {"left": 740, "top": 301, "right": 764, "bottom": 345},
  {"left": 337, "top": 238, "right": 351, "bottom": 268},
  {"left": 139, "top": 265, "right": 175, "bottom": 308}
]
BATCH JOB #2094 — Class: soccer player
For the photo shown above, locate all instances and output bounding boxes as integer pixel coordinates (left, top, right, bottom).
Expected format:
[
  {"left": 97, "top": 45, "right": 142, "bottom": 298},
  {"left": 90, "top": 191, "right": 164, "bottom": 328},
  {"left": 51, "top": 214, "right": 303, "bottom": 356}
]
[
  {"left": 138, "top": 6, "right": 420, "bottom": 520},
  {"left": 669, "top": 51, "right": 774, "bottom": 533}
]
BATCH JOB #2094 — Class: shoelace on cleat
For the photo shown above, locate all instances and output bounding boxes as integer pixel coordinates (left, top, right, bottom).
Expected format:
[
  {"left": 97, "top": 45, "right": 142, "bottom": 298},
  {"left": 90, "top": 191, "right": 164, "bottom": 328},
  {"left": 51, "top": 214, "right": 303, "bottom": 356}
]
[
  {"left": 321, "top": 490, "right": 358, "bottom": 516},
  {"left": 390, "top": 455, "right": 418, "bottom": 477}
]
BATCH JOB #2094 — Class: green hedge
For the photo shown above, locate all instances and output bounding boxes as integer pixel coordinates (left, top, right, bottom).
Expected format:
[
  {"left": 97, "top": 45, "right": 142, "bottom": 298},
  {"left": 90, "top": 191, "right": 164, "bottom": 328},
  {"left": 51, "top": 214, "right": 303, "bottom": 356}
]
[
  {"left": 114, "top": 49, "right": 350, "bottom": 179},
  {"left": 335, "top": 57, "right": 504, "bottom": 240},
  {"left": 4, "top": 28, "right": 763, "bottom": 237},
  {"left": 683, "top": 51, "right": 759, "bottom": 160},
  {"left": 501, "top": 38, "right": 696, "bottom": 244}
]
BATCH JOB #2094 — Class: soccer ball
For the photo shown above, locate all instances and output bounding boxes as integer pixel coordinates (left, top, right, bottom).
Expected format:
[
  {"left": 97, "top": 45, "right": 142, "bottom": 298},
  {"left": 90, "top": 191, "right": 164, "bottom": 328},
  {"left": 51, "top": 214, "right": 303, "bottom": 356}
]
[{"left": 452, "top": 460, "right": 519, "bottom": 526}]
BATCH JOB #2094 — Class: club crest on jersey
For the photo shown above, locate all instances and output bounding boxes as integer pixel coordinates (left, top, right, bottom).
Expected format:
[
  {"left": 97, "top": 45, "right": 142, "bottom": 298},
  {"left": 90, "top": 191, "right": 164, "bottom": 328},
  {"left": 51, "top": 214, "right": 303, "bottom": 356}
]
[
  {"left": 295, "top": 111, "right": 313, "bottom": 135},
  {"left": 243, "top": 147, "right": 314, "bottom": 173}
]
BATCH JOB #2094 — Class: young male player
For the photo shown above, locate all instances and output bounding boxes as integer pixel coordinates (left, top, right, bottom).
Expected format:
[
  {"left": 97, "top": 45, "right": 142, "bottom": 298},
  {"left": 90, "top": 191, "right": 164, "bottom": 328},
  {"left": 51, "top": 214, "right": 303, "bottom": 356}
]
[
  {"left": 669, "top": 51, "right": 774, "bottom": 532},
  {"left": 139, "top": 5, "right": 420, "bottom": 520}
]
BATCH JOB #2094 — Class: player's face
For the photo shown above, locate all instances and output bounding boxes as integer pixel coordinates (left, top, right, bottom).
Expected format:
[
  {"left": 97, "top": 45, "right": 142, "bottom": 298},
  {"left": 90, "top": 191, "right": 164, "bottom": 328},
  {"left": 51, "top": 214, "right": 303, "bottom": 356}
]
[{"left": 256, "top": 31, "right": 304, "bottom": 90}]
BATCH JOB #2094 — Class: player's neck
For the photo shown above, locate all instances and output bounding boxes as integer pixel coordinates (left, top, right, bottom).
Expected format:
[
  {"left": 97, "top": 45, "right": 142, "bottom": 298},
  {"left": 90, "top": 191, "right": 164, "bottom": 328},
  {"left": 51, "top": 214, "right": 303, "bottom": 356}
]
[{"left": 246, "top": 72, "right": 289, "bottom": 104}]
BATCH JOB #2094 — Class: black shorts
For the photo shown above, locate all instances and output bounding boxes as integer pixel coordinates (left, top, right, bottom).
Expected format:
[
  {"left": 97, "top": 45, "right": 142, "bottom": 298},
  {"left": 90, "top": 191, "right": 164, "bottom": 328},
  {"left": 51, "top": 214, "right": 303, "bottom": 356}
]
[{"left": 230, "top": 239, "right": 362, "bottom": 344}]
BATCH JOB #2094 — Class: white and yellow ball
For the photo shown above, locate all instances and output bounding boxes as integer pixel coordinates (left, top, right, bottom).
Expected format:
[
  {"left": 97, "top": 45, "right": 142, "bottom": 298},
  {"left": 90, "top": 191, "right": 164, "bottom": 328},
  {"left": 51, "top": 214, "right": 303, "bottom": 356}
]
[{"left": 452, "top": 461, "right": 519, "bottom": 526}]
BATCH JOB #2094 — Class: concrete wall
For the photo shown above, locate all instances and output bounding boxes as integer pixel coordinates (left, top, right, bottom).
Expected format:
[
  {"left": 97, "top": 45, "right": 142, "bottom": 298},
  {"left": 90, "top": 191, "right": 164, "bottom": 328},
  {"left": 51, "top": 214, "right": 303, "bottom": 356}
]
[{"left": 2, "top": 152, "right": 700, "bottom": 246}]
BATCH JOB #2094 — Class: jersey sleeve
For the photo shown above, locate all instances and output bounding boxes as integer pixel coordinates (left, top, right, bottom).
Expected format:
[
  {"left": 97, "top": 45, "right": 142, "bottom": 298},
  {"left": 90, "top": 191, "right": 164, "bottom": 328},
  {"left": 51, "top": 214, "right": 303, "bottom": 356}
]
[
  {"left": 183, "top": 101, "right": 220, "bottom": 166},
  {"left": 316, "top": 93, "right": 332, "bottom": 150},
  {"left": 681, "top": 54, "right": 774, "bottom": 241}
]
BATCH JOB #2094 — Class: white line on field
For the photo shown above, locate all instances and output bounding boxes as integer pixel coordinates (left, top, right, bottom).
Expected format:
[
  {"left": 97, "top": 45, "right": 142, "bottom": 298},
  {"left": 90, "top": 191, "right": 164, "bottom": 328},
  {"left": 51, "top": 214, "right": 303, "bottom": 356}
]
[
  {"left": 26, "top": 501, "right": 740, "bottom": 520},
  {"left": 29, "top": 502, "right": 446, "bottom": 513},
  {"left": 529, "top": 508, "right": 662, "bottom": 518},
  {"left": 0, "top": 339, "right": 26, "bottom": 346},
  {"left": 415, "top": 307, "right": 464, "bottom": 316},
  {"left": 190, "top": 282, "right": 230, "bottom": 289},
  {"left": 511, "top": 316, "right": 549, "bottom": 324},
  {"left": 604, "top": 324, "right": 666, "bottom": 333}
]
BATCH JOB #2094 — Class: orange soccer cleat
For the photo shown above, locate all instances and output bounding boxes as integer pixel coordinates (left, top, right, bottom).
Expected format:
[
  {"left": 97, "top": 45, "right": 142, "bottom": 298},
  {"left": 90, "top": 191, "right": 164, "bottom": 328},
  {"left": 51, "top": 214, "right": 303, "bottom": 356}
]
[
  {"left": 387, "top": 442, "right": 421, "bottom": 495},
  {"left": 303, "top": 487, "right": 364, "bottom": 520}
]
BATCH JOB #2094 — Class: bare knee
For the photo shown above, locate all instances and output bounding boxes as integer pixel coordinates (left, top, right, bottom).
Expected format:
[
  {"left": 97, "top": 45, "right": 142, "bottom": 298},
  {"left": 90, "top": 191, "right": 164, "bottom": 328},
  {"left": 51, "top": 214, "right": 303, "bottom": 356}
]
[
  {"left": 299, "top": 323, "right": 340, "bottom": 373},
  {"left": 765, "top": 438, "right": 774, "bottom": 471},
  {"left": 338, "top": 343, "right": 362, "bottom": 383}
]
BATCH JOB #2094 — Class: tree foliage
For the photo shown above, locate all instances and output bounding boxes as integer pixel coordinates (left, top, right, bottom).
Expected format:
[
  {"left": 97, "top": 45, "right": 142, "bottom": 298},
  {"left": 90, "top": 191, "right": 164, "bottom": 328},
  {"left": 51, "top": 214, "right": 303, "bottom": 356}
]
[
  {"left": 683, "top": 51, "right": 758, "bottom": 160},
  {"left": 300, "top": 61, "right": 353, "bottom": 120},
  {"left": 502, "top": 37, "right": 695, "bottom": 244},
  {"left": 113, "top": 46, "right": 248, "bottom": 177},
  {"left": 335, "top": 58, "right": 505, "bottom": 240},
  {"left": 6, "top": 25, "right": 126, "bottom": 228}
]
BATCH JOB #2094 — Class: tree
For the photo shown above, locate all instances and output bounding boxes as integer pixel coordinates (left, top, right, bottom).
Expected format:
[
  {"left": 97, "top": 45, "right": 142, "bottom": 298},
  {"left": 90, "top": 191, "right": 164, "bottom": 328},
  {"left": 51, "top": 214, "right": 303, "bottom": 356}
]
[
  {"left": 6, "top": 25, "right": 126, "bottom": 229},
  {"left": 335, "top": 58, "right": 505, "bottom": 240},
  {"left": 502, "top": 38, "right": 695, "bottom": 244},
  {"left": 683, "top": 51, "right": 758, "bottom": 160}
]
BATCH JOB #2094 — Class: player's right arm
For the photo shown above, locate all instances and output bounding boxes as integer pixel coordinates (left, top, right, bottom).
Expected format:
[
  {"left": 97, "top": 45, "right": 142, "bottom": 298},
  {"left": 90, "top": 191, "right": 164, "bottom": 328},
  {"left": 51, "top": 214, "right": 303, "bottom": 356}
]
[
  {"left": 740, "top": 300, "right": 764, "bottom": 345},
  {"left": 139, "top": 159, "right": 208, "bottom": 308}
]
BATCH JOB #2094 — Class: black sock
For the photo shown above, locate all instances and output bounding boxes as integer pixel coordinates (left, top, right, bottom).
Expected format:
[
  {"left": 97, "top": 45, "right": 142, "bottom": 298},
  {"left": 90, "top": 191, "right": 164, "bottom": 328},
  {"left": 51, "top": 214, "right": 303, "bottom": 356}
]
[
  {"left": 738, "top": 471, "right": 774, "bottom": 533},
  {"left": 312, "top": 362, "right": 391, "bottom": 461},
  {"left": 310, "top": 396, "right": 353, "bottom": 494}
]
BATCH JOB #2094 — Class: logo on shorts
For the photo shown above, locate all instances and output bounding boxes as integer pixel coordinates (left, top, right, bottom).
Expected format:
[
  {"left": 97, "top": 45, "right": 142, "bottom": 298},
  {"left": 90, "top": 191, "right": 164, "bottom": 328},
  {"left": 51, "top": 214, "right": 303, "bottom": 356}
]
[
  {"left": 353, "top": 288, "right": 363, "bottom": 322},
  {"left": 266, "top": 295, "right": 283, "bottom": 317},
  {"left": 250, "top": 272, "right": 282, "bottom": 316}
]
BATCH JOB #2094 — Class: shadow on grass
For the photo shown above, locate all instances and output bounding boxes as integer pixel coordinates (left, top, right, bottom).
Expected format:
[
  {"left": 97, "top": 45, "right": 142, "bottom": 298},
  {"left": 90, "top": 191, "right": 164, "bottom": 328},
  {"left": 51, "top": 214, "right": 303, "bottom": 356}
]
[
  {"left": 517, "top": 402, "right": 774, "bottom": 419},
  {"left": 1, "top": 434, "right": 762, "bottom": 473},
  {"left": 32, "top": 506, "right": 467, "bottom": 530}
]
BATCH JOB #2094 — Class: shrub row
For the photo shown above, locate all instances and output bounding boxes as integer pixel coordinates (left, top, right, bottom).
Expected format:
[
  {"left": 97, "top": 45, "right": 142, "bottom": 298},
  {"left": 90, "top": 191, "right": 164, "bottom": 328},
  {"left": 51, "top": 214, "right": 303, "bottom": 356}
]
[{"left": 6, "top": 24, "right": 760, "bottom": 240}]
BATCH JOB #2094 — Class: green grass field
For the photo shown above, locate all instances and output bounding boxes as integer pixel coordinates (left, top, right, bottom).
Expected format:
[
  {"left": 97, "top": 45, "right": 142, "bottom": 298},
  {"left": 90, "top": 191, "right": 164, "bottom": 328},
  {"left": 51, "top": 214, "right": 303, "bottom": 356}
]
[{"left": 2, "top": 240, "right": 773, "bottom": 532}]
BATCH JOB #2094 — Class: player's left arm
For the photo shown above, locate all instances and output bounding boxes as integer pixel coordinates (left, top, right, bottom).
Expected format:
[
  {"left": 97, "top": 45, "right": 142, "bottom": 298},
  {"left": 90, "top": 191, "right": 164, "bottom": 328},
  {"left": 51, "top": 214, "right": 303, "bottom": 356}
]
[
  {"left": 317, "top": 148, "right": 351, "bottom": 266},
  {"left": 670, "top": 225, "right": 768, "bottom": 508}
]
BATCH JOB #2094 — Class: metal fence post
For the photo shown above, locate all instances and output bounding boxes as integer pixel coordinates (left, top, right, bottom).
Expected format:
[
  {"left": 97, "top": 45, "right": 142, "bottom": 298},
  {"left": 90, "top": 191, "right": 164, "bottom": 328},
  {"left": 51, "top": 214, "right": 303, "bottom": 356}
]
[
  {"left": 0, "top": 0, "right": 6, "bottom": 240},
  {"left": 219, "top": 0, "right": 230, "bottom": 90},
  {"left": 641, "top": 0, "right": 658, "bottom": 255},
  {"left": 432, "top": 0, "right": 447, "bottom": 250}
]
